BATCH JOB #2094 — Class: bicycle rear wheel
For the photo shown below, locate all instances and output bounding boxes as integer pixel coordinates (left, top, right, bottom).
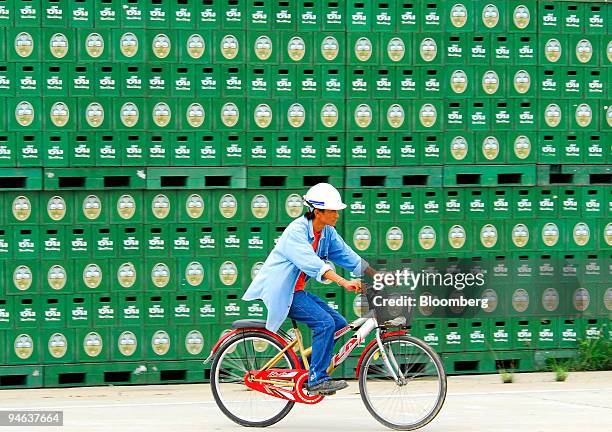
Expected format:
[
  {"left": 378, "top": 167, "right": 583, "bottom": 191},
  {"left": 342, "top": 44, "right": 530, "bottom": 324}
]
[
  {"left": 358, "top": 334, "right": 446, "bottom": 431},
  {"left": 210, "top": 330, "right": 298, "bottom": 427}
]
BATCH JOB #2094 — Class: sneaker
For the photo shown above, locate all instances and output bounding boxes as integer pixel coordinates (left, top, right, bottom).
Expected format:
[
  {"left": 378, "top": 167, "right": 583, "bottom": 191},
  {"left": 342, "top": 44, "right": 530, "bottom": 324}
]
[{"left": 306, "top": 379, "right": 349, "bottom": 396}]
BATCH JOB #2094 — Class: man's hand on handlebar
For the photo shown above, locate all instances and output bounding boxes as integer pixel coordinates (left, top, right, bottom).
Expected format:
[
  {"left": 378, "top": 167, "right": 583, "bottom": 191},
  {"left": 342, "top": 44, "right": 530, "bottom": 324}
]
[
  {"left": 341, "top": 279, "right": 362, "bottom": 292},
  {"left": 322, "top": 269, "right": 364, "bottom": 292}
]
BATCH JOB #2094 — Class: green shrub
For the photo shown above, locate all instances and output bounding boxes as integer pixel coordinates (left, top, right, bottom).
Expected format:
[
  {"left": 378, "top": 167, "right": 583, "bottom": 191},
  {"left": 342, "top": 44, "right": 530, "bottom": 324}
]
[
  {"left": 571, "top": 338, "right": 612, "bottom": 372},
  {"left": 500, "top": 371, "right": 514, "bottom": 383}
]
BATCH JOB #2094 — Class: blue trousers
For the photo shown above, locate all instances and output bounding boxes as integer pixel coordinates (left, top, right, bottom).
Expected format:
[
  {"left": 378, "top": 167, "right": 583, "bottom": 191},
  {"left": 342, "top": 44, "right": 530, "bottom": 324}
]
[{"left": 288, "top": 291, "right": 348, "bottom": 386}]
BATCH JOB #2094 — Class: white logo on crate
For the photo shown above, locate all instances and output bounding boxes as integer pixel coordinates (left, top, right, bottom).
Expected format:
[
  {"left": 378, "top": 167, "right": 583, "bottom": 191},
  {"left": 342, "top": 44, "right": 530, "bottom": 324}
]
[{"left": 200, "top": 9, "right": 216, "bottom": 20}]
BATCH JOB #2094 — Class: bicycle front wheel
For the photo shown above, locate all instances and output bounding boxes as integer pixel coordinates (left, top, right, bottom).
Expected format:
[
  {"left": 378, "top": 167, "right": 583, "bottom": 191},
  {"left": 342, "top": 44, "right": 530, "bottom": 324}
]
[
  {"left": 358, "top": 334, "right": 446, "bottom": 431},
  {"left": 210, "top": 330, "right": 298, "bottom": 427}
]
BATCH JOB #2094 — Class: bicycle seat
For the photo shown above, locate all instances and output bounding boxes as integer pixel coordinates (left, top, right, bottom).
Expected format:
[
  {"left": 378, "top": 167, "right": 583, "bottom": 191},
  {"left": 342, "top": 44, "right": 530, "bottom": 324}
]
[{"left": 231, "top": 319, "right": 267, "bottom": 329}]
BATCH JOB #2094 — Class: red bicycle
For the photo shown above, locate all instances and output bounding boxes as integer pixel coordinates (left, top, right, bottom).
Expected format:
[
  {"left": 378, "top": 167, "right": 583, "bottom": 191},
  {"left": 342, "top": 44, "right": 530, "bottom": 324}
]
[{"left": 204, "top": 289, "right": 446, "bottom": 431}]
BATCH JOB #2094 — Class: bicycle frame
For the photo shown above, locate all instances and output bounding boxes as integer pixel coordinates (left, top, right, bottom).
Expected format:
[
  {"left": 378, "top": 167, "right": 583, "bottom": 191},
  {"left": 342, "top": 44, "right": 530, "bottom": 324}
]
[{"left": 256, "top": 311, "right": 378, "bottom": 377}]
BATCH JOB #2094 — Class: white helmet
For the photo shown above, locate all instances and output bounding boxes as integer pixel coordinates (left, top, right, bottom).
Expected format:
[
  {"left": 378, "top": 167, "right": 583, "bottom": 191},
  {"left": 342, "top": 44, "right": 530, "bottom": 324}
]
[{"left": 303, "top": 183, "right": 346, "bottom": 210}]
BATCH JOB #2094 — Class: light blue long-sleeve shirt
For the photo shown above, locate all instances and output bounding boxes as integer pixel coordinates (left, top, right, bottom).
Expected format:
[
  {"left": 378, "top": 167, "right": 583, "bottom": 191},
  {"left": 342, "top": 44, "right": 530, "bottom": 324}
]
[{"left": 242, "top": 216, "right": 368, "bottom": 333}]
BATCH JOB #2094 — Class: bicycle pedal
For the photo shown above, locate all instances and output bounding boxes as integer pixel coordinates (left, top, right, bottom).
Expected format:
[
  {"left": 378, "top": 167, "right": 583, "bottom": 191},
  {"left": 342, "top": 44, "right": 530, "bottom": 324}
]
[{"left": 304, "top": 387, "right": 335, "bottom": 396}]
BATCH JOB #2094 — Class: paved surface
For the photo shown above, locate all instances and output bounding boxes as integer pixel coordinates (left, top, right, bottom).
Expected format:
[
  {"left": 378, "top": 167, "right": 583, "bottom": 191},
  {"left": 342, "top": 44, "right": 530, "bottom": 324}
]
[{"left": 0, "top": 371, "right": 610, "bottom": 431}]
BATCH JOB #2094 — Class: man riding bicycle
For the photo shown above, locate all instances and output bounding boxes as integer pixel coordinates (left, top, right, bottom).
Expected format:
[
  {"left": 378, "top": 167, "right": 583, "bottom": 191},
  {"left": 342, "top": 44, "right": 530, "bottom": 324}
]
[{"left": 243, "top": 183, "right": 375, "bottom": 396}]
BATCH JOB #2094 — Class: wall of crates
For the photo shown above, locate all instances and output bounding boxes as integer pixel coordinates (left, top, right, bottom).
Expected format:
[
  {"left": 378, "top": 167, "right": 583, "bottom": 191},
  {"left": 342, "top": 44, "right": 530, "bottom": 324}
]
[{"left": 0, "top": 0, "right": 610, "bottom": 387}]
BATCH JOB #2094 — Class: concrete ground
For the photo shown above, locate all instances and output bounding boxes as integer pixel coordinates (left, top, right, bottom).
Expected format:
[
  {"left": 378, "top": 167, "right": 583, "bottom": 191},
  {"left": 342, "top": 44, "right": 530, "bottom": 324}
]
[{"left": 0, "top": 371, "right": 610, "bottom": 431}]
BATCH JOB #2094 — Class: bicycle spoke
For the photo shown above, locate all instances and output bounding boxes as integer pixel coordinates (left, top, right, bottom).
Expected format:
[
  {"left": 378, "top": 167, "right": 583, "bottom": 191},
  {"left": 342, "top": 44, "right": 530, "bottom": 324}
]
[
  {"left": 219, "top": 368, "right": 244, "bottom": 383},
  {"left": 245, "top": 339, "right": 257, "bottom": 372},
  {"left": 219, "top": 356, "right": 248, "bottom": 376}
]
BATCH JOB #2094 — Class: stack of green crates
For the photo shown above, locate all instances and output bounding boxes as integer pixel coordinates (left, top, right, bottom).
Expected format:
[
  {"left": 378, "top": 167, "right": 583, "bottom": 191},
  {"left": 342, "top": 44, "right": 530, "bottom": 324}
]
[
  {"left": 338, "top": 0, "right": 611, "bottom": 375},
  {"left": 0, "top": 0, "right": 610, "bottom": 387}
]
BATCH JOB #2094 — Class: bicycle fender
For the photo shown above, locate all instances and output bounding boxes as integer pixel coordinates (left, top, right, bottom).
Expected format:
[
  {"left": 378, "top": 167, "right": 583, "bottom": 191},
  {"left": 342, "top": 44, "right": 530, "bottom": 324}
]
[
  {"left": 354, "top": 330, "right": 408, "bottom": 379},
  {"left": 203, "top": 328, "right": 301, "bottom": 366}
]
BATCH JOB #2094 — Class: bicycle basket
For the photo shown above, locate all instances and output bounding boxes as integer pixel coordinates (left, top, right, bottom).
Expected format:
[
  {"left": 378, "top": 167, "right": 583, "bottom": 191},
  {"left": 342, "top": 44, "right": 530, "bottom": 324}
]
[{"left": 363, "top": 285, "right": 414, "bottom": 328}]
